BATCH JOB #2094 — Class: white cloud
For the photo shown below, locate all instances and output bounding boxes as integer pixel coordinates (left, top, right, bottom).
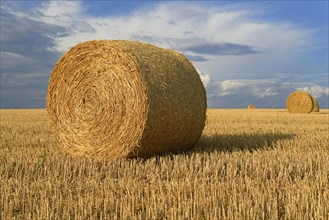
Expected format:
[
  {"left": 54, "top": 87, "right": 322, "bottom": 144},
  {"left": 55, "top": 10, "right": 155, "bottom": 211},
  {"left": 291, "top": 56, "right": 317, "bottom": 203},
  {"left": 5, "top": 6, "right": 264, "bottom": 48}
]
[
  {"left": 1, "top": 1, "right": 327, "bottom": 108},
  {"left": 282, "top": 82, "right": 329, "bottom": 97},
  {"left": 36, "top": 1, "right": 83, "bottom": 17},
  {"left": 200, "top": 74, "right": 328, "bottom": 108},
  {"left": 22, "top": 1, "right": 314, "bottom": 57},
  {"left": 27, "top": 1, "right": 322, "bottom": 84},
  {"left": 216, "top": 79, "right": 280, "bottom": 97},
  {"left": 200, "top": 73, "right": 328, "bottom": 105},
  {"left": 297, "top": 85, "right": 329, "bottom": 97},
  {"left": 196, "top": 69, "right": 211, "bottom": 87}
]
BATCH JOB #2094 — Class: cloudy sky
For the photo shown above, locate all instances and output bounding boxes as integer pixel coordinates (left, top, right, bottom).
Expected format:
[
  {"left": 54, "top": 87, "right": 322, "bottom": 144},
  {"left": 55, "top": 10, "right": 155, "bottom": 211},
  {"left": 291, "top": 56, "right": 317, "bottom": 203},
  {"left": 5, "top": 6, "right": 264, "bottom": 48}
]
[{"left": 1, "top": 0, "right": 328, "bottom": 108}]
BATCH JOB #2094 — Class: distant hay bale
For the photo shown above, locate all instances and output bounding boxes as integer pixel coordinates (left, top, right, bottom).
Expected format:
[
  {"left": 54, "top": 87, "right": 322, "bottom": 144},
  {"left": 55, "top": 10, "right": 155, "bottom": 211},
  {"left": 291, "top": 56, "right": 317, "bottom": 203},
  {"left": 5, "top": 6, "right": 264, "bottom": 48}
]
[
  {"left": 286, "top": 91, "right": 313, "bottom": 113},
  {"left": 46, "top": 40, "right": 207, "bottom": 159},
  {"left": 311, "top": 96, "right": 320, "bottom": 112},
  {"left": 248, "top": 105, "right": 256, "bottom": 109}
]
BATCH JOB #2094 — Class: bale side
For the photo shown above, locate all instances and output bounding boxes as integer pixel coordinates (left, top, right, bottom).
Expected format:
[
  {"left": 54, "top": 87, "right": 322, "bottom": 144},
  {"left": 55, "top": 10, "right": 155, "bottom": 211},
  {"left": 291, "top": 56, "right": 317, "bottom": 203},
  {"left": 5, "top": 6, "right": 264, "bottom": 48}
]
[
  {"left": 248, "top": 105, "right": 256, "bottom": 109},
  {"left": 112, "top": 41, "right": 207, "bottom": 157},
  {"left": 311, "top": 96, "right": 320, "bottom": 112},
  {"left": 286, "top": 91, "right": 313, "bottom": 113}
]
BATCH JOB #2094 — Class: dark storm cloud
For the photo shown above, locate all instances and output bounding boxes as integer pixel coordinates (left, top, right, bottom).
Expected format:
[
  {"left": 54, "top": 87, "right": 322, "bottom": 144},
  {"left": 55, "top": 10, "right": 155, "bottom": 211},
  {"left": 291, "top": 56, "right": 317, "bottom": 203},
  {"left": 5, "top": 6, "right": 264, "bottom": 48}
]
[
  {"left": 131, "top": 35, "right": 259, "bottom": 57},
  {"left": 184, "top": 54, "right": 209, "bottom": 62},
  {"left": 0, "top": 4, "right": 66, "bottom": 108},
  {"left": 0, "top": 8, "right": 64, "bottom": 68},
  {"left": 183, "top": 42, "right": 259, "bottom": 55},
  {"left": 167, "top": 37, "right": 259, "bottom": 56}
]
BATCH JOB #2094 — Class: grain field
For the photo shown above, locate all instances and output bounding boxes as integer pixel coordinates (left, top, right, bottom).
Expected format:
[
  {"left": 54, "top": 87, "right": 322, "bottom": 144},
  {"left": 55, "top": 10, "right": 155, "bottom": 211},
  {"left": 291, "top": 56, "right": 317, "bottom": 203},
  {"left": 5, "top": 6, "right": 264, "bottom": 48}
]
[{"left": 0, "top": 109, "right": 328, "bottom": 219}]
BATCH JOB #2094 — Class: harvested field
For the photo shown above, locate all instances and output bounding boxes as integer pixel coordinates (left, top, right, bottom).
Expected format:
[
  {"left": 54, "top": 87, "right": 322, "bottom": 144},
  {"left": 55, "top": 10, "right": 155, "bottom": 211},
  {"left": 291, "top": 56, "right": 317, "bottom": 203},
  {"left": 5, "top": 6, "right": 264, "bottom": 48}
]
[{"left": 1, "top": 109, "right": 328, "bottom": 219}]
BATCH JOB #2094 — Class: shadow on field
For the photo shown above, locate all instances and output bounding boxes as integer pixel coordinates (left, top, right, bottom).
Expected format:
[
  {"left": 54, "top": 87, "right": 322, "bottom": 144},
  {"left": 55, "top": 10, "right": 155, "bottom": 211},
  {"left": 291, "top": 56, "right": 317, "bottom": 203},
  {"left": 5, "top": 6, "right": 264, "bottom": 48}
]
[
  {"left": 193, "top": 133, "right": 295, "bottom": 153},
  {"left": 134, "top": 133, "right": 295, "bottom": 161}
]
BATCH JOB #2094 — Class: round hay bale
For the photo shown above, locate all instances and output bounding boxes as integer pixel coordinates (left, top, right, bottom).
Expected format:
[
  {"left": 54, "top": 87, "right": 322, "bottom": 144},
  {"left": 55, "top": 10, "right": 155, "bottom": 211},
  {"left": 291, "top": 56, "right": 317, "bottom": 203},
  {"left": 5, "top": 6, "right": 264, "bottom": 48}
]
[
  {"left": 247, "top": 105, "right": 256, "bottom": 109},
  {"left": 286, "top": 91, "right": 313, "bottom": 113},
  {"left": 311, "top": 96, "right": 320, "bottom": 112},
  {"left": 46, "top": 40, "right": 207, "bottom": 159}
]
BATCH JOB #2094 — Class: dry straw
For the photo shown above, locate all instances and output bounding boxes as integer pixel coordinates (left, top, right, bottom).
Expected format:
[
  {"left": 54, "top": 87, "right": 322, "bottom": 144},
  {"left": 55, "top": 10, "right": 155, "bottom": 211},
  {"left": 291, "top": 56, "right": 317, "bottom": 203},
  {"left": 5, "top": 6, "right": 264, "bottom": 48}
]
[
  {"left": 47, "top": 40, "right": 207, "bottom": 159},
  {"left": 247, "top": 105, "right": 256, "bottom": 109},
  {"left": 286, "top": 91, "right": 314, "bottom": 113},
  {"left": 311, "top": 96, "right": 320, "bottom": 112}
]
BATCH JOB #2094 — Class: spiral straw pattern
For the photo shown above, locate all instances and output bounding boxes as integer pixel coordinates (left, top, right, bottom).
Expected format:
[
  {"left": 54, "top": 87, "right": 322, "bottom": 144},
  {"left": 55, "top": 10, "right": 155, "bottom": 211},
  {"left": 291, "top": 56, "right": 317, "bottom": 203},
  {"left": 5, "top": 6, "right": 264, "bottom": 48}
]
[{"left": 286, "top": 91, "right": 314, "bottom": 114}]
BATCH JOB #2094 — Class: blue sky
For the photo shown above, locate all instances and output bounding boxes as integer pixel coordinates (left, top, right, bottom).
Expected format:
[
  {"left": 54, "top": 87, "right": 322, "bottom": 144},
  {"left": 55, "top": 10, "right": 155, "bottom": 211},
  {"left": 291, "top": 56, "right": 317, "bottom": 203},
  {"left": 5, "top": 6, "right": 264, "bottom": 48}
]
[{"left": 1, "top": 0, "right": 328, "bottom": 108}]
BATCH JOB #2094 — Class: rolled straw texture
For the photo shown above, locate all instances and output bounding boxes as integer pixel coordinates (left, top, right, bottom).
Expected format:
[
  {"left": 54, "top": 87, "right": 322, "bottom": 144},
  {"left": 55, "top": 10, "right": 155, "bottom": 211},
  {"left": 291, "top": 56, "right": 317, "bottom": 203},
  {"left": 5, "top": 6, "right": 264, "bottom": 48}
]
[
  {"left": 47, "top": 40, "right": 207, "bottom": 159},
  {"left": 311, "top": 96, "right": 320, "bottom": 112},
  {"left": 247, "top": 105, "right": 256, "bottom": 109},
  {"left": 286, "top": 91, "right": 313, "bottom": 113}
]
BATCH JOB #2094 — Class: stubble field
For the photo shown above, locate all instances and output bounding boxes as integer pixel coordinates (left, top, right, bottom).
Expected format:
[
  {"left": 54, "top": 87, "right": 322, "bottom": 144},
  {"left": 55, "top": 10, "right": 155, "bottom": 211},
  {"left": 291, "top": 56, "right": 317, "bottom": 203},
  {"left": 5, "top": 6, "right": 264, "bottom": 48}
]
[{"left": 0, "top": 109, "right": 328, "bottom": 219}]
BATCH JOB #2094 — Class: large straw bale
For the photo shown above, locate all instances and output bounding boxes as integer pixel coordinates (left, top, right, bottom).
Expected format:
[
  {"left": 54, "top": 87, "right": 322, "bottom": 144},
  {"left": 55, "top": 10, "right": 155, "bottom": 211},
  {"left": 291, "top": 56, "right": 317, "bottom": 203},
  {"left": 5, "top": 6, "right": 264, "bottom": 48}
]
[
  {"left": 286, "top": 91, "right": 313, "bottom": 113},
  {"left": 311, "top": 96, "right": 320, "bottom": 112},
  {"left": 247, "top": 105, "right": 256, "bottom": 109},
  {"left": 46, "top": 40, "right": 207, "bottom": 159}
]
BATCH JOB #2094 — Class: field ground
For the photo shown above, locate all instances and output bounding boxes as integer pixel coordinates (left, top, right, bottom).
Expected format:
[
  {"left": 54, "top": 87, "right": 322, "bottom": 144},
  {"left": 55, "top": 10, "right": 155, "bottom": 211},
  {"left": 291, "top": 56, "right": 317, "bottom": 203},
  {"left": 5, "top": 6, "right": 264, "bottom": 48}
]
[{"left": 1, "top": 109, "right": 328, "bottom": 219}]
